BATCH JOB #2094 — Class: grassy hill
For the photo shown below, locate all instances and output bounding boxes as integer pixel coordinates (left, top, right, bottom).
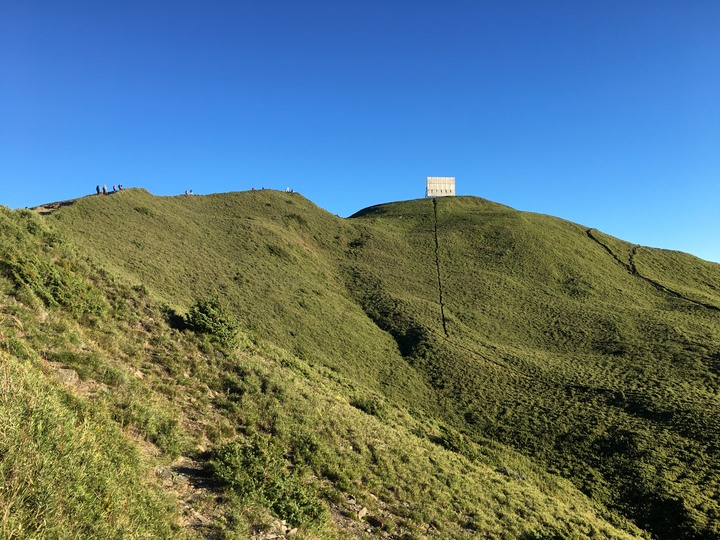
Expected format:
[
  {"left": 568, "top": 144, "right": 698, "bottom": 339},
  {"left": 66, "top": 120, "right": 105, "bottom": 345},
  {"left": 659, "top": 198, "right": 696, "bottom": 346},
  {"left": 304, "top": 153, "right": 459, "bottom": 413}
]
[{"left": 2, "top": 188, "right": 718, "bottom": 538}]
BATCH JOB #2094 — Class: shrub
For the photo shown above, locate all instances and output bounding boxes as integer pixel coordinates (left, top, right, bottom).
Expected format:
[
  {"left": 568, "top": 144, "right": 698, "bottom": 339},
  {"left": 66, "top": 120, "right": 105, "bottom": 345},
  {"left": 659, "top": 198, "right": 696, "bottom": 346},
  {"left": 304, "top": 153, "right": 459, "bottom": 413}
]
[
  {"left": 212, "top": 434, "right": 326, "bottom": 527},
  {"left": 186, "top": 297, "right": 238, "bottom": 348},
  {"left": 349, "top": 395, "right": 385, "bottom": 418}
]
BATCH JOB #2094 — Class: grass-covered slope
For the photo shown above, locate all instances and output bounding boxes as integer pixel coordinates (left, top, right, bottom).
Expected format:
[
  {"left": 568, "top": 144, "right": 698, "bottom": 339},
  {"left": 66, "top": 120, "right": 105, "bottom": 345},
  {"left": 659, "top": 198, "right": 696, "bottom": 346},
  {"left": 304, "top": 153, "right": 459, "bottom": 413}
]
[
  {"left": 38, "top": 189, "right": 720, "bottom": 539},
  {"left": 0, "top": 201, "right": 642, "bottom": 539},
  {"left": 0, "top": 207, "right": 183, "bottom": 538},
  {"left": 48, "top": 189, "right": 433, "bottom": 407},
  {"left": 349, "top": 197, "right": 720, "bottom": 539}
]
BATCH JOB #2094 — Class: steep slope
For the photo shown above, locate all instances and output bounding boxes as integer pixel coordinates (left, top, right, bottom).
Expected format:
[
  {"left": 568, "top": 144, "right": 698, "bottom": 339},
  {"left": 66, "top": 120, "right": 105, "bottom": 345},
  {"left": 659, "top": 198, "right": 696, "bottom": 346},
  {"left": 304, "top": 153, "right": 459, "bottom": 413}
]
[
  {"left": 348, "top": 197, "right": 720, "bottom": 539},
  {"left": 48, "top": 189, "right": 433, "bottom": 408},
  {"left": 0, "top": 203, "right": 644, "bottom": 539},
  {"left": 44, "top": 189, "right": 720, "bottom": 538},
  {"left": 0, "top": 207, "right": 185, "bottom": 538}
]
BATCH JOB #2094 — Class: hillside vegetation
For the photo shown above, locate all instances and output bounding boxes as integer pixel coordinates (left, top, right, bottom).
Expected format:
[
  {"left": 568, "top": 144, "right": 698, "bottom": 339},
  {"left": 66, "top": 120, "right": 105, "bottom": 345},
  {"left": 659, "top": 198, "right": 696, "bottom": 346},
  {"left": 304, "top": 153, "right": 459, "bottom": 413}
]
[{"left": 1, "top": 188, "right": 718, "bottom": 538}]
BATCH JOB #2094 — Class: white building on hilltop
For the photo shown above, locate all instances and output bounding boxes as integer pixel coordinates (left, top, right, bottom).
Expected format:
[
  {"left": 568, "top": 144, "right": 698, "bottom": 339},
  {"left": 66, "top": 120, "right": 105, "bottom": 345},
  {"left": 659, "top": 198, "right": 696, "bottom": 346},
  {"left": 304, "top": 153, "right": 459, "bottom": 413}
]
[{"left": 426, "top": 177, "right": 455, "bottom": 197}]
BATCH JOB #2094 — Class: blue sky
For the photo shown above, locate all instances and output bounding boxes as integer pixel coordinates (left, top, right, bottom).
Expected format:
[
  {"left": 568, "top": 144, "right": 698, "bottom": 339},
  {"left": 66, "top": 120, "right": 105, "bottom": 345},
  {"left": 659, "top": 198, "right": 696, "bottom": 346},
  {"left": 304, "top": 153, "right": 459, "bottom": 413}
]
[{"left": 2, "top": 1, "right": 719, "bottom": 262}]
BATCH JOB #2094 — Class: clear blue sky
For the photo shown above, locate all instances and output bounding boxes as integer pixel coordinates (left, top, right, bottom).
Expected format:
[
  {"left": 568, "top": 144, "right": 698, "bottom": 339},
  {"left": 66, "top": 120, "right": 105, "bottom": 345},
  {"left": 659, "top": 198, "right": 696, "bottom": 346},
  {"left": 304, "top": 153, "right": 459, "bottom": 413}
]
[{"left": 2, "top": 1, "right": 718, "bottom": 262}]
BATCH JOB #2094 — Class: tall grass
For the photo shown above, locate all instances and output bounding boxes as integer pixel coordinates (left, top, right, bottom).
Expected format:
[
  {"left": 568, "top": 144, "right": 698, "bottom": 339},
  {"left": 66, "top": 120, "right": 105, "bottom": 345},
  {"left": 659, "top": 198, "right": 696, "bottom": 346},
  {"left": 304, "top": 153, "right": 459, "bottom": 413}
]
[{"left": 0, "top": 354, "right": 181, "bottom": 539}]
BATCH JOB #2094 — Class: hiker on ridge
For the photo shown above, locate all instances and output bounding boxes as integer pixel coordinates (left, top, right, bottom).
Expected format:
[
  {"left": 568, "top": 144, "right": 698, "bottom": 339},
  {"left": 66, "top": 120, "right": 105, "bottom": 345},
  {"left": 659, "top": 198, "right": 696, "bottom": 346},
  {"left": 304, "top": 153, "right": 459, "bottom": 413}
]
[
  {"left": 102, "top": 185, "right": 107, "bottom": 195},
  {"left": 96, "top": 185, "right": 100, "bottom": 195}
]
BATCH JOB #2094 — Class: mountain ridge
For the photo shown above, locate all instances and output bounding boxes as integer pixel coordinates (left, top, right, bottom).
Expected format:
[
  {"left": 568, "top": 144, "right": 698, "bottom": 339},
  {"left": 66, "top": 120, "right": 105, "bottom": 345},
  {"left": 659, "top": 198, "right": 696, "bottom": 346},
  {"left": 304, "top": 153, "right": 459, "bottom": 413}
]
[{"left": 2, "top": 188, "right": 718, "bottom": 538}]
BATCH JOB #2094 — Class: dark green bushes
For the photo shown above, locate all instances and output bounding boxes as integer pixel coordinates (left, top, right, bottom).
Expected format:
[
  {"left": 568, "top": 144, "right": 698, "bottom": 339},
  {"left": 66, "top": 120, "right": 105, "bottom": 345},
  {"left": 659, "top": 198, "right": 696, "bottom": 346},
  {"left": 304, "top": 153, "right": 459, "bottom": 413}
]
[
  {"left": 186, "top": 297, "right": 238, "bottom": 348},
  {"left": 350, "top": 395, "right": 385, "bottom": 418},
  {"left": 211, "top": 433, "right": 326, "bottom": 527}
]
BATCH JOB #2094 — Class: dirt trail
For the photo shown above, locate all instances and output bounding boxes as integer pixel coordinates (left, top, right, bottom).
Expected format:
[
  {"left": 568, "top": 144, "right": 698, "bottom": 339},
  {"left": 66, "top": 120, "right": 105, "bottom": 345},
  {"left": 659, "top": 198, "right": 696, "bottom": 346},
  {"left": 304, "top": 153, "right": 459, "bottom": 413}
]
[
  {"left": 32, "top": 199, "right": 77, "bottom": 215},
  {"left": 155, "top": 455, "right": 226, "bottom": 538},
  {"left": 586, "top": 228, "right": 720, "bottom": 313}
]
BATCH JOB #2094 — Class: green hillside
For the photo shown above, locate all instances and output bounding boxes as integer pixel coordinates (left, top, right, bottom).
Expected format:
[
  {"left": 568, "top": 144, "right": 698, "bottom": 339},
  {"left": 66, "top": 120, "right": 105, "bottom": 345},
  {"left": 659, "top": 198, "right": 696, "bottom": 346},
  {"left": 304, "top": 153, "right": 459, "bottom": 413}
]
[{"left": 2, "top": 188, "right": 718, "bottom": 538}]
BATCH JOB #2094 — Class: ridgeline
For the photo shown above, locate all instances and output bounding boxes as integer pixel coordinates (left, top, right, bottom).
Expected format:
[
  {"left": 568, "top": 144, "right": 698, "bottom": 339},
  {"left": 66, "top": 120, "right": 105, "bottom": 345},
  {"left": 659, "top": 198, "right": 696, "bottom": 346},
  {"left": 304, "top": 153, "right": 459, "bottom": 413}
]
[{"left": 1, "top": 188, "right": 718, "bottom": 539}]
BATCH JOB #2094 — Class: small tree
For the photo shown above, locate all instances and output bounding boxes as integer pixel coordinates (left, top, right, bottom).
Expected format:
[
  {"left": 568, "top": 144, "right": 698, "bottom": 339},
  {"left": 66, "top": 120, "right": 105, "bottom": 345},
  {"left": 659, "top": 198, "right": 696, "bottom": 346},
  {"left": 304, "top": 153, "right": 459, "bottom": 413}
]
[{"left": 186, "top": 296, "right": 238, "bottom": 348}]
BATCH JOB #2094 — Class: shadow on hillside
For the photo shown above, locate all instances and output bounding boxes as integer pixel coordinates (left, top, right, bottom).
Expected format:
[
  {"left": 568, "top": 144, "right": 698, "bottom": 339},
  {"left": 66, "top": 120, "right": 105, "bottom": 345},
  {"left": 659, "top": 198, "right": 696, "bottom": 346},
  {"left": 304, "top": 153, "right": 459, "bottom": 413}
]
[{"left": 164, "top": 307, "right": 187, "bottom": 331}]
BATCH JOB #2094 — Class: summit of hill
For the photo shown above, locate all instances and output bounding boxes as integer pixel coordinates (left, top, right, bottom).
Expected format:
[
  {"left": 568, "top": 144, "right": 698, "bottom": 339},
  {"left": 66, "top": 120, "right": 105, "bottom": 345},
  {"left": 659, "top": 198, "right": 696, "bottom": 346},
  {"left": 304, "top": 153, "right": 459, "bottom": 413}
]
[{"left": 2, "top": 188, "right": 719, "bottom": 539}]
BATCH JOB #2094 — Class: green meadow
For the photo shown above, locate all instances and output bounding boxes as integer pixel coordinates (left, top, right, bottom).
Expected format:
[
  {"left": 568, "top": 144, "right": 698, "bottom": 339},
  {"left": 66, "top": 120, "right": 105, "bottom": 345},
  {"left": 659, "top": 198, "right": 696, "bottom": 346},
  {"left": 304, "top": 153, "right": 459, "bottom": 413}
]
[{"left": 1, "top": 188, "right": 718, "bottom": 538}]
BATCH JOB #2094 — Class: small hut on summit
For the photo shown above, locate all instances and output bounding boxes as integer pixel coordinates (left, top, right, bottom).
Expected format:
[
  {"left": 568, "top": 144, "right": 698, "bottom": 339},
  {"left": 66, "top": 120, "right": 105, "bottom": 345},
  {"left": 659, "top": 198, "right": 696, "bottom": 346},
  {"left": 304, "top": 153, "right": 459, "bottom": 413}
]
[{"left": 426, "top": 177, "right": 456, "bottom": 198}]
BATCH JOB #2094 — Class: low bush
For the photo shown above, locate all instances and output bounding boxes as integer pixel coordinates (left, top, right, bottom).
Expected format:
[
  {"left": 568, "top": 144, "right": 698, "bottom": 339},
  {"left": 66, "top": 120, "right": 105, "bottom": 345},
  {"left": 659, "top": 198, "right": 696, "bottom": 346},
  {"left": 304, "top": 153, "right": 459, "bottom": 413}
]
[
  {"left": 212, "top": 433, "right": 326, "bottom": 527},
  {"left": 350, "top": 395, "right": 385, "bottom": 418},
  {"left": 186, "top": 296, "right": 238, "bottom": 348}
]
